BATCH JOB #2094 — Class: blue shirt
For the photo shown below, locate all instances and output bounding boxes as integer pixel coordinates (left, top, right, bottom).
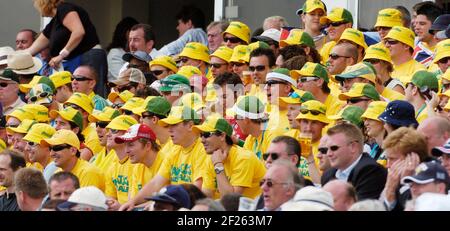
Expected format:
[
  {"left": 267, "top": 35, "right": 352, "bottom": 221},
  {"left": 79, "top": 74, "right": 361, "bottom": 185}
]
[
  {"left": 335, "top": 154, "right": 363, "bottom": 181},
  {"left": 158, "top": 28, "right": 208, "bottom": 56}
]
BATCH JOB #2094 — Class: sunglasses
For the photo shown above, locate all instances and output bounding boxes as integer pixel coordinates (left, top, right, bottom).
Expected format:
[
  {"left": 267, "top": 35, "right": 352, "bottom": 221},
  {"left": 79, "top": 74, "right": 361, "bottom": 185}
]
[
  {"left": 122, "top": 109, "right": 133, "bottom": 115},
  {"left": 300, "top": 108, "right": 323, "bottom": 115},
  {"left": 117, "top": 82, "right": 137, "bottom": 92},
  {"left": 329, "top": 53, "right": 351, "bottom": 60},
  {"left": 6, "top": 124, "right": 19, "bottom": 128},
  {"left": 200, "top": 131, "right": 222, "bottom": 138},
  {"left": 328, "top": 21, "right": 347, "bottom": 27},
  {"left": 376, "top": 26, "right": 391, "bottom": 31},
  {"left": 111, "top": 103, "right": 124, "bottom": 109},
  {"left": 224, "top": 36, "right": 242, "bottom": 44},
  {"left": 318, "top": 147, "right": 328, "bottom": 154},
  {"left": 365, "top": 59, "right": 381, "bottom": 65},
  {"left": 299, "top": 77, "right": 319, "bottom": 83},
  {"left": 151, "top": 70, "right": 165, "bottom": 76},
  {"left": 265, "top": 80, "right": 287, "bottom": 86},
  {"left": 210, "top": 63, "right": 227, "bottom": 69},
  {"left": 262, "top": 152, "right": 280, "bottom": 161},
  {"left": 438, "top": 57, "right": 450, "bottom": 64},
  {"left": 259, "top": 179, "right": 289, "bottom": 187},
  {"left": 29, "top": 92, "right": 50, "bottom": 102},
  {"left": 0, "top": 82, "right": 12, "bottom": 88},
  {"left": 231, "top": 62, "right": 246, "bottom": 67},
  {"left": 384, "top": 39, "right": 399, "bottom": 45},
  {"left": 27, "top": 141, "right": 38, "bottom": 147},
  {"left": 96, "top": 121, "right": 109, "bottom": 128},
  {"left": 249, "top": 65, "right": 266, "bottom": 72},
  {"left": 71, "top": 75, "right": 92, "bottom": 82},
  {"left": 347, "top": 98, "right": 370, "bottom": 104},
  {"left": 50, "top": 144, "right": 71, "bottom": 152}
]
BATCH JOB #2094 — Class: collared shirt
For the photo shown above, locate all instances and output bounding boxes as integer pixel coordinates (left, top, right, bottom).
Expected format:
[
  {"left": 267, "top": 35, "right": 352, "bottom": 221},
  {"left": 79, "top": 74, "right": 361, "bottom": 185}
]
[
  {"left": 158, "top": 28, "right": 208, "bottom": 57},
  {"left": 335, "top": 154, "right": 363, "bottom": 181},
  {"left": 3, "top": 97, "right": 26, "bottom": 115}
]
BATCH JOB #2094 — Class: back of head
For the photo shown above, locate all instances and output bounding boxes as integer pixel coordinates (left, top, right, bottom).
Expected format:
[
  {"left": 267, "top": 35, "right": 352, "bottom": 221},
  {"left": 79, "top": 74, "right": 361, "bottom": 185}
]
[
  {"left": 176, "top": 5, "right": 206, "bottom": 30},
  {"left": 193, "top": 198, "right": 226, "bottom": 211},
  {"left": 348, "top": 199, "right": 387, "bottom": 211},
  {"left": 220, "top": 193, "right": 242, "bottom": 211},
  {"left": 14, "top": 168, "right": 47, "bottom": 199},
  {"left": 282, "top": 186, "right": 334, "bottom": 211},
  {"left": 263, "top": 16, "right": 289, "bottom": 31},
  {"left": 382, "top": 127, "right": 429, "bottom": 162}
]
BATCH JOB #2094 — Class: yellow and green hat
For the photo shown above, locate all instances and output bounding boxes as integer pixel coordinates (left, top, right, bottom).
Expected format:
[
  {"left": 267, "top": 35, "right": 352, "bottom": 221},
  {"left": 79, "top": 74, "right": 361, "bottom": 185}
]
[
  {"left": 23, "top": 123, "right": 56, "bottom": 144},
  {"left": 232, "top": 95, "right": 266, "bottom": 119},
  {"left": 28, "top": 83, "right": 54, "bottom": 105},
  {"left": 64, "top": 92, "right": 94, "bottom": 114},
  {"left": 178, "top": 92, "right": 205, "bottom": 111},
  {"left": 408, "top": 70, "right": 439, "bottom": 92},
  {"left": 50, "top": 107, "right": 84, "bottom": 130},
  {"left": 179, "top": 42, "right": 210, "bottom": 64},
  {"left": 158, "top": 106, "right": 201, "bottom": 127},
  {"left": 335, "top": 62, "right": 376, "bottom": 84},
  {"left": 149, "top": 55, "right": 178, "bottom": 73},
  {"left": 290, "top": 62, "right": 329, "bottom": 83},
  {"left": 280, "top": 29, "right": 315, "bottom": 48},
  {"left": 239, "top": 41, "right": 270, "bottom": 63},
  {"left": 88, "top": 107, "right": 120, "bottom": 123},
  {"left": 296, "top": 0, "right": 326, "bottom": 15},
  {"left": 132, "top": 96, "right": 171, "bottom": 117},
  {"left": 280, "top": 89, "right": 315, "bottom": 104},
  {"left": 384, "top": 26, "right": 415, "bottom": 49},
  {"left": 106, "top": 115, "right": 137, "bottom": 131},
  {"left": 131, "top": 96, "right": 155, "bottom": 116},
  {"left": 439, "top": 89, "right": 450, "bottom": 98},
  {"left": 210, "top": 46, "right": 233, "bottom": 63},
  {"left": 6, "top": 119, "right": 37, "bottom": 134},
  {"left": 338, "top": 28, "right": 368, "bottom": 49},
  {"left": 361, "top": 101, "right": 388, "bottom": 121},
  {"left": 23, "top": 104, "right": 49, "bottom": 122},
  {"left": 433, "top": 39, "right": 450, "bottom": 64},
  {"left": 229, "top": 45, "right": 248, "bottom": 63},
  {"left": 159, "top": 74, "right": 191, "bottom": 92},
  {"left": 177, "top": 65, "right": 202, "bottom": 79},
  {"left": 328, "top": 105, "right": 364, "bottom": 127},
  {"left": 338, "top": 82, "right": 380, "bottom": 101},
  {"left": 266, "top": 68, "right": 297, "bottom": 86},
  {"left": 320, "top": 7, "right": 353, "bottom": 25},
  {"left": 7, "top": 107, "right": 33, "bottom": 122},
  {"left": 193, "top": 114, "right": 233, "bottom": 137},
  {"left": 120, "top": 97, "right": 145, "bottom": 111},
  {"left": 22, "top": 76, "right": 56, "bottom": 94},
  {"left": 223, "top": 21, "right": 251, "bottom": 44},
  {"left": 41, "top": 129, "right": 80, "bottom": 150},
  {"left": 442, "top": 69, "right": 450, "bottom": 82},
  {"left": 295, "top": 100, "right": 329, "bottom": 124},
  {"left": 49, "top": 71, "right": 72, "bottom": 88},
  {"left": 374, "top": 8, "right": 403, "bottom": 29},
  {"left": 108, "top": 90, "right": 134, "bottom": 104},
  {"left": 363, "top": 43, "right": 393, "bottom": 64}
]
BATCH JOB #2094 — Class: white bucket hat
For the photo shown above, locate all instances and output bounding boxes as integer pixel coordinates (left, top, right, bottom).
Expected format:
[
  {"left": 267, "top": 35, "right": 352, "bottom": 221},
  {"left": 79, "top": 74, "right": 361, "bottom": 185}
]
[{"left": 7, "top": 51, "right": 42, "bottom": 75}]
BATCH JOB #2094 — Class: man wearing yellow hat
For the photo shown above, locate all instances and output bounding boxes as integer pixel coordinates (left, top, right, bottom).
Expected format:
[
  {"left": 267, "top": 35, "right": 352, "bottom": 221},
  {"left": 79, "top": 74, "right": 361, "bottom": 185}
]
[
  {"left": 108, "top": 90, "right": 134, "bottom": 109},
  {"left": 41, "top": 129, "right": 105, "bottom": 191},
  {"left": 120, "top": 106, "right": 208, "bottom": 211},
  {"left": 7, "top": 119, "right": 37, "bottom": 165},
  {"left": 49, "top": 71, "right": 73, "bottom": 103},
  {"left": 103, "top": 115, "right": 137, "bottom": 207},
  {"left": 384, "top": 26, "right": 426, "bottom": 84},
  {"left": 223, "top": 21, "right": 251, "bottom": 48},
  {"left": 209, "top": 46, "right": 233, "bottom": 80},
  {"left": 119, "top": 97, "right": 144, "bottom": 120},
  {"left": 338, "top": 83, "right": 380, "bottom": 111},
  {"left": 433, "top": 39, "right": 450, "bottom": 75},
  {"left": 229, "top": 45, "right": 250, "bottom": 79},
  {"left": 178, "top": 42, "right": 211, "bottom": 77},
  {"left": 337, "top": 28, "right": 368, "bottom": 62},
  {"left": 298, "top": 0, "right": 328, "bottom": 50},
  {"left": 374, "top": 8, "right": 404, "bottom": 40},
  {"left": 194, "top": 114, "right": 266, "bottom": 199},
  {"left": 149, "top": 56, "right": 178, "bottom": 92}
]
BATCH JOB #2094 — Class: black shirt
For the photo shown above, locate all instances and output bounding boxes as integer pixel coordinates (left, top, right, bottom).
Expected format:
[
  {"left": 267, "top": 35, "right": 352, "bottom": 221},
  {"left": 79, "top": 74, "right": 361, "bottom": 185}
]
[
  {"left": 0, "top": 192, "right": 20, "bottom": 211},
  {"left": 43, "top": 2, "right": 100, "bottom": 60}
]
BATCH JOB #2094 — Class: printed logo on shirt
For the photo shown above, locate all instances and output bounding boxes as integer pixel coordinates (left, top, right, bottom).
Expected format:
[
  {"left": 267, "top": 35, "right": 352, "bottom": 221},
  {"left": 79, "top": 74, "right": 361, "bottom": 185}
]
[
  {"left": 112, "top": 175, "right": 129, "bottom": 193},
  {"left": 170, "top": 163, "right": 192, "bottom": 183}
]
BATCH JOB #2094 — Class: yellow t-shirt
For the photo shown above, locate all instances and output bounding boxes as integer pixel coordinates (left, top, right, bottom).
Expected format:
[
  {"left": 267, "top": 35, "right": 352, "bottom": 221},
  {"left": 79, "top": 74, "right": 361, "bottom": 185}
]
[
  {"left": 392, "top": 59, "right": 426, "bottom": 85},
  {"left": 320, "top": 41, "right": 336, "bottom": 64},
  {"left": 328, "top": 80, "right": 342, "bottom": 97},
  {"left": 82, "top": 123, "right": 103, "bottom": 158},
  {"left": 157, "top": 138, "right": 208, "bottom": 185},
  {"left": 324, "top": 93, "right": 345, "bottom": 118},
  {"left": 247, "top": 85, "right": 268, "bottom": 104},
  {"left": 26, "top": 162, "right": 44, "bottom": 171},
  {"left": 71, "top": 158, "right": 105, "bottom": 192},
  {"left": 243, "top": 123, "right": 285, "bottom": 160},
  {"left": 104, "top": 153, "right": 134, "bottom": 204},
  {"left": 416, "top": 103, "right": 429, "bottom": 124},
  {"left": 267, "top": 105, "right": 290, "bottom": 132},
  {"left": 202, "top": 145, "right": 266, "bottom": 199},
  {"left": 92, "top": 147, "right": 118, "bottom": 172},
  {"left": 129, "top": 152, "right": 164, "bottom": 198},
  {"left": 381, "top": 87, "right": 405, "bottom": 101}
]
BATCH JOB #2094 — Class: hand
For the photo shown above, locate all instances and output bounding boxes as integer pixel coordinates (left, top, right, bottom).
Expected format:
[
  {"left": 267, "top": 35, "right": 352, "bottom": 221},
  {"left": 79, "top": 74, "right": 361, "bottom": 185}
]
[
  {"left": 384, "top": 160, "right": 404, "bottom": 202},
  {"left": 49, "top": 55, "right": 64, "bottom": 69},
  {"left": 400, "top": 152, "right": 420, "bottom": 179},
  {"left": 106, "top": 198, "right": 121, "bottom": 211},
  {"left": 211, "top": 149, "right": 227, "bottom": 165},
  {"left": 231, "top": 134, "right": 240, "bottom": 145},
  {"left": 118, "top": 200, "right": 135, "bottom": 211}
]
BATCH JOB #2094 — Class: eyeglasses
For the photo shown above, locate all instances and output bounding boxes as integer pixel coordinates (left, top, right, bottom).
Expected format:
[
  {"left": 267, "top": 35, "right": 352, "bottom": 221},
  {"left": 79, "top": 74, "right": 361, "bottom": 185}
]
[
  {"left": 210, "top": 63, "right": 227, "bottom": 69},
  {"left": 329, "top": 53, "right": 351, "bottom": 60},
  {"left": 231, "top": 62, "right": 246, "bottom": 67},
  {"left": 50, "top": 144, "right": 71, "bottom": 152},
  {"left": 262, "top": 152, "right": 280, "bottom": 161},
  {"left": 384, "top": 39, "right": 399, "bottom": 45},
  {"left": 96, "top": 121, "right": 109, "bottom": 128},
  {"left": 111, "top": 103, "right": 124, "bottom": 109},
  {"left": 71, "top": 75, "right": 92, "bottom": 82},
  {"left": 326, "top": 141, "right": 358, "bottom": 152},
  {"left": 27, "top": 141, "right": 38, "bottom": 147},
  {"left": 0, "top": 82, "right": 12, "bottom": 88},
  {"left": 249, "top": 65, "right": 267, "bottom": 72},
  {"left": 29, "top": 92, "right": 50, "bottom": 102},
  {"left": 265, "top": 80, "right": 287, "bottom": 86},
  {"left": 318, "top": 147, "right": 328, "bottom": 154},
  {"left": 200, "top": 131, "right": 222, "bottom": 138},
  {"left": 151, "top": 70, "right": 165, "bottom": 76},
  {"left": 438, "top": 57, "right": 450, "bottom": 64},
  {"left": 259, "top": 179, "right": 290, "bottom": 187},
  {"left": 122, "top": 109, "right": 133, "bottom": 115},
  {"left": 299, "top": 77, "right": 319, "bottom": 83},
  {"left": 328, "top": 21, "right": 347, "bottom": 27},
  {"left": 365, "top": 59, "right": 381, "bottom": 65},
  {"left": 224, "top": 36, "right": 241, "bottom": 44},
  {"left": 300, "top": 108, "right": 323, "bottom": 115},
  {"left": 347, "top": 98, "right": 371, "bottom": 104},
  {"left": 117, "top": 82, "right": 137, "bottom": 92}
]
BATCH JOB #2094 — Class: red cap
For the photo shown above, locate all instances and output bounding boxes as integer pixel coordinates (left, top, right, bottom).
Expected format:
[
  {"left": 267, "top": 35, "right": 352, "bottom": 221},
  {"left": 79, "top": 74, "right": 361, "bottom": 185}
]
[{"left": 115, "top": 124, "right": 156, "bottom": 143}]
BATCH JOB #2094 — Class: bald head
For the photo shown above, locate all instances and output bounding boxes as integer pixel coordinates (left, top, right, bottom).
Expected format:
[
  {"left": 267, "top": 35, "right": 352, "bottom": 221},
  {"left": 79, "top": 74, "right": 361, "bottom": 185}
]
[
  {"left": 417, "top": 116, "right": 450, "bottom": 153},
  {"left": 323, "top": 180, "right": 357, "bottom": 211}
]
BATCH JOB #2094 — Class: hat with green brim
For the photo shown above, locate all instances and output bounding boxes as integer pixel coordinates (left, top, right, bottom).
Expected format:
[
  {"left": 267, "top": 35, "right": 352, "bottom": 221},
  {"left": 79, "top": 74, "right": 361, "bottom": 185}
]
[
  {"left": 232, "top": 95, "right": 267, "bottom": 119},
  {"left": 28, "top": 83, "right": 54, "bottom": 105},
  {"left": 159, "top": 74, "right": 191, "bottom": 92},
  {"left": 193, "top": 115, "right": 233, "bottom": 137},
  {"left": 296, "top": 0, "right": 326, "bottom": 15},
  {"left": 335, "top": 62, "right": 376, "bottom": 84},
  {"left": 328, "top": 105, "right": 364, "bottom": 127},
  {"left": 88, "top": 107, "right": 120, "bottom": 123},
  {"left": 338, "top": 83, "right": 380, "bottom": 101},
  {"left": 133, "top": 96, "right": 171, "bottom": 117},
  {"left": 407, "top": 70, "right": 439, "bottom": 92},
  {"left": 290, "top": 62, "right": 329, "bottom": 83},
  {"left": 49, "top": 107, "right": 83, "bottom": 130},
  {"left": 280, "top": 89, "right": 315, "bottom": 104},
  {"left": 178, "top": 93, "right": 206, "bottom": 111},
  {"left": 158, "top": 106, "right": 201, "bottom": 127},
  {"left": 279, "top": 29, "right": 315, "bottom": 48}
]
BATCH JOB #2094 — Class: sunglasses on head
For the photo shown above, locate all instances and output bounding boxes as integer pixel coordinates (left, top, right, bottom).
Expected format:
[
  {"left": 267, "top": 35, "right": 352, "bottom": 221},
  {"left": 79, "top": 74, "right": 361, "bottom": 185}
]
[
  {"left": 262, "top": 152, "right": 280, "bottom": 161},
  {"left": 96, "top": 121, "right": 109, "bottom": 128},
  {"left": 200, "top": 131, "right": 222, "bottom": 138},
  {"left": 300, "top": 108, "right": 323, "bottom": 115},
  {"left": 210, "top": 63, "right": 227, "bottom": 69},
  {"left": 224, "top": 36, "right": 242, "bottom": 44},
  {"left": 71, "top": 75, "right": 92, "bottom": 82},
  {"left": 29, "top": 92, "right": 50, "bottom": 102},
  {"left": 151, "top": 70, "right": 165, "bottom": 76},
  {"left": 249, "top": 65, "right": 266, "bottom": 72},
  {"left": 50, "top": 144, "right": 71, "bottom": 152},
  {"left": 347, "top": 98, "right": 370, "bottom": 104},
  {"left": 329, "top": 53, "right": 351, "bottom": 60},
  {"left": 328, "top": 21, "right": 347, "bottom": 27},
  {"left": 384, "top": 39, "right": 399, "bottom": 45}
]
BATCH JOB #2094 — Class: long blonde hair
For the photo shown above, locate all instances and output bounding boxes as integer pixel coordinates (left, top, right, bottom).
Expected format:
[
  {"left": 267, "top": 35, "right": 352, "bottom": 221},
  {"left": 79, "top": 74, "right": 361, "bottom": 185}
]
[{"left": 33, "top": 0, "right": 63, "bottom": 17}]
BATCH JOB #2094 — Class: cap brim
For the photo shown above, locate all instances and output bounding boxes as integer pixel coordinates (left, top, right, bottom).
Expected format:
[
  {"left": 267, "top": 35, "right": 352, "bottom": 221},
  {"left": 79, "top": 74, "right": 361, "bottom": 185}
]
[
  {"left": 41, "top": 137, "right": 65, "bottom": 147},
  {"left": 296, "top": 8, "right": 303, "bottom": 15},
  {"left": 280, "top": 97, "right": 301, "bottom": 104},
  {"left": 12, "top": 57, "right": 42, "bottom": 75},
  {"left": 56, "top": 201, "right": 77, "bottom": 211},
  {"left": 23, "top": 133, "right": 42, "bottom": 144},
  {"left": 296, "top": 114, "right": 330, "bottom": 124},
  {"left": 145, "top": 194, "right": 178, "bottom": 206},
  {"left": 158, "top": 117, "right": 183, "bottom": 127},
  {"left": 401, "top": 176, "right": 435, "bottom": 185},
  {"left": 431, "top": 147, "right": 450, "bottom": 157},
  {"left": 114, "top": 136, "right": 139, "bottom": 144},
  {"left": 338, "top": 92, "right": 363, "bottom": 101},
  {"left": 193, "top": 124, "right": 216, "bottom": 134}
]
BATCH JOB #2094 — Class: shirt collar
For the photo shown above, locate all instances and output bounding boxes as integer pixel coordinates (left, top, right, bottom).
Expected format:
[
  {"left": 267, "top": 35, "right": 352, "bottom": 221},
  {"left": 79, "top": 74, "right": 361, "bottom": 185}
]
[{"left": 335, "top": 154, "right": 362, "bottom": 181}]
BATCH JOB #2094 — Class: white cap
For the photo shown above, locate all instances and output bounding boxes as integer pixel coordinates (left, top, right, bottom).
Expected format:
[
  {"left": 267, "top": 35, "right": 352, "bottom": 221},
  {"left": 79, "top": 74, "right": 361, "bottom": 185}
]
[
  {"left": 281, "top": 186, "right": 334, "bottom": 211},
  {"left": 58, "top": 186, "right": 108, "bottom": 210},
  {"left": 252, "top": 29, "right": 281, "bottom": 43}
]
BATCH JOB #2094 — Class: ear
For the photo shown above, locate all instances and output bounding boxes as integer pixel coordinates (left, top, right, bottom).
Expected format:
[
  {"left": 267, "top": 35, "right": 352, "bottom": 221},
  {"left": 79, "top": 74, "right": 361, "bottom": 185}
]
[
  {"left": 146, "top": 40, "right": 154, "bottom": 51},
  {"left": 304, "top": 46, "right": 311, "bottom": 55},
  {"left": 291, "top": 154, "right": 299, "bottom": 166},
  {"left": 73, "top": 127, "right": 80, "bottom": 134},
  {"left": 315, "top": 78, "right": 324, "bottom": 88},
  {"left": 88, "top": 80, "right": 96, "bottom": 90}
]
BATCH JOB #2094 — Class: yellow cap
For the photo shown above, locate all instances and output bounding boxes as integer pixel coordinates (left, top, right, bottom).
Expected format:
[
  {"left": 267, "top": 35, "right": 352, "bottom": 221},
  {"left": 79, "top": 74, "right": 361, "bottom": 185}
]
[
  {"left": 297, "top": 0, "right": 326, "bottom": 15},
  {"left": 131, "top": 96, "right": 156, "bottom": 116},
  {"left": 239, "top": 41, "right": 271, "bottom": 63},
  {"left": 150, "top": 56, "right": 178, "bottom": 73},
  {"left": 179, "top": 42, "right": 210, "bottom": 64},
  {"left": 445, "top": 98, "right": 450, "bottom": 111},
  {"left": 177, "top": 65, "right": 202, "bottom": 79},
  {"left": 19, "top": 75, "right": 42, "bottom": 93},
  {"left": 6, "top": 119, "right": 37, "bottom": 134},
  {"left": 178, "top": 93, "right": 205, "bottom": 111},
  {"left": 320, "top": 7, "right": 353, "bottom": 25},
  {"left": 49, "top": 71, "right": 72, "bottom": 88},
  {"left": 223, "top": 21, "right": 251, "bottom": 44},
  {"left": 120, "top": 97, "right": 145, "bottom": 111},
  {"left": 88, "top": 107, "right": 120, "bottom": 123},
  {"left": 7, "top": 107, "right": 34, "bottom": 122},
  {"left": 64, "top": 92, "right": 94, "bottom": 114},
  {"left": 0, "top": 139, "right": 6, "bottom": 152},
  {"left": 374, "top": 8, "right": 403, "bottom": 29},
  {"left": 193, "top": 114, "right": 233, "bottom": 137},
  {"left": 158, "top": 106, "right": 200, "bottom": 127},
  {"left": 24, "top": 104, "right": 49, "bottom": 122},
  {"left": 49, "top": 107, "right": 84, "bottom": 130},
  {"left": 338, "top": 82, "right": 380, "bottom": 101},
  {"left": 107, "top": 90, "right": 134, "bottom": 104},
  {"left": 210, "top": 46, "right": 233, "bottom": 63},
  {"left": 229, "top": 45, "right": 248, "bottom": 63},
  {"left": 361, "top": 101, "right": 388, "bottom": 121},
  {"left": 41, "top": 129, "right": 80, "bottom": 150},
  {"left": 279, "top": 29, "right": 315, "bottom": 48},
  {"left": 295, "top": 100, "right": 329, "bottom": 124},
  {"left": 384, "top": 26, "right": 415, "bottom": 49},
  {"left": 23, "top": 123, "right": 56, "bottom": 144},
  {"left": 433, "top": 39, "right": 450, "bottom": 64},
  {"left": 338, "top": 28, "right": 368, "bottom": 49},
  {"left": 442, "top": 69, "right": 450, "bottom": 82},
  {"left": 363, "top": 43, "right": 393, "bottom": 64},
  {"left": 106, "top": 115, "right": 138, "bottom": 131},
  {"left": 280, "top": 89, "right": 316, "bottom": 104}
]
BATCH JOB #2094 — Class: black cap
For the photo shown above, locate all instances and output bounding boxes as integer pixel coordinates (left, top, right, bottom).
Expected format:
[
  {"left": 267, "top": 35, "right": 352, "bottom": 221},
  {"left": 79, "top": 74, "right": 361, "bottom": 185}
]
[
  {"left": 401, "top": 161, "right": 450, "bottom": 185},
  {"left": 429, "top": 14, "right": 450, "bottom": 32}
]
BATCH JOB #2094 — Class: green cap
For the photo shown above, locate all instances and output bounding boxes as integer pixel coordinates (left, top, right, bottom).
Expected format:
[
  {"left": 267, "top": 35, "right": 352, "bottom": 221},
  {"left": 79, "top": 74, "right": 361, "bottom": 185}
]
[
  {"left": 290, "top": 62, "right": 329, "bottom": 83},
  {"left": 410, "top": 70, "right": 439, "bottom": 92},
  {"left": 232, "top": 96, "right": 266, "bottom": 119},
  {"left": 145, "top": 96, "right": 172, "bottom": 117},
  {"left": 159, "top": 74, "right": 191, "bottom": 92},
  {"left": 280, "top": 89, "right": 316, "bottom": 104},
  {"left": 335, "top": 62, "right": 377, "bottom": 84},
  {"left": 320, "top": 7, "right": 353, "bottom": 24},
  {"left": 49, "top": 107, "right": 84, "bottom": 130},
  {"left": 0, "top": 68, "right": 19, "bottom": 83},
  {"left": 328, "top": 105, "right": 364, "bottom": 127},
  {"left": 279, "top": 29, "right": 315, "bottom": 48},
  {"left": 193, "top": 115, "right": 233, "bottom": 137},
  {"left": 338, "top": 83, "right": 380, "bottom": 101}
]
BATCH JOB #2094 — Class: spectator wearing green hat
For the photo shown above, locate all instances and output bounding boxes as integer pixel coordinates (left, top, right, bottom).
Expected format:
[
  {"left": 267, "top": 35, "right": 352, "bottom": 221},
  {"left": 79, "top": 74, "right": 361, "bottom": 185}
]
[
  {"left": 28, "top": 83, "right": 59, "bottom": 114},
  {"left": 0, "top": 68, "right": 25, "bottom": 115},
  {"left": 159, "top": 74, "right": 191, "bottom": 105},
  {"left": 404, "top": 70, "right": 439, "bottom": 123},
  {"left": 339, "top": 83, "right": 380, "bottom": 111},
  {"left": 297, "top": 0, "right": 328, "bottom": 50},
  {"left": 329, "top": 105, "right": 365, "bottom": 128},
  {"left": 49, "top": 71, "right": 73, "bottom": 103}
]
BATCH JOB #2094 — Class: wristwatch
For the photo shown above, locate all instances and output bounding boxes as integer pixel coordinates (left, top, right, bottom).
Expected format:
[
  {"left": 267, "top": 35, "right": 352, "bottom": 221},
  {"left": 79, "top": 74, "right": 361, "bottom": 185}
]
[{"left": 214, "top": 165, "right": 225, "bottom": 174}]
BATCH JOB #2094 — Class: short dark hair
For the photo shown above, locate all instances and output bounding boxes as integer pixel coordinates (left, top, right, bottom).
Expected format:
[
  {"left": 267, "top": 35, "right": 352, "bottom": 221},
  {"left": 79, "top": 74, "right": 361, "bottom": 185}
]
[
  {"left": 49, "top": 172, "right": 80, "bottom": 190},
  {"left": 394, "top": 6, "right": 411, "bottom": 27},
  {"left": 180, "top": 183, "right": 207, "bottom": 209},
  {"left": 136, "top": 86, "right": 162, "bottom": 98},
  {"left": 416, "top": 2, "right": 443, "bottom": 24},
  {"left": 279, "top": 45, "right": 307, "bottom": 62},
  {"left": 0, "top": 150, "right": 26, "bottom": 171},
  {"left": 271, "top": 136, "right": 301, "bottom": 167},
  {"left": 207, "top": 21, "right": 229, "bottom": 32},
  {"left": 107, "top": 17, "right": 139, "bottom": 51},
  {"left": 139, "top": 138, "right": 160, "bottom": 152},
  {"left": 176, "top": 5, "right": 206, "bottom": 30},
  {"left": 281, "top": 55, "right": 308, "bottom": 70},
  {"left": 14, "top": 168, "right": 48, "bottom": 199},
  {"left": 250, "top": 48, "right": 276, "bottom": 68},
  {"left": 131, "top": 24, "right": 156, "bottom": 43},
  {"left": 77, "top": 64, "right": 98, "bottom": 82},
  {"left": 220, "top": 193, "right": 242, "bottom": 211}
]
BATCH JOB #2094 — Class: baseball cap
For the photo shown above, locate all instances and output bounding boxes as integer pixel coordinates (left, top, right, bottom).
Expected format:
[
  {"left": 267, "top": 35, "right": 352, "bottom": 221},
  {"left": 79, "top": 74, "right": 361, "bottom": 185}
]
[
  {"left": 120, "top": 97, "right": 145, "bottom": 112},
  {"left": 281, "top": 186, "right": 334, "bottom": 211},
  {"left": 57, "top": 186, "right": 108, "bottom": 211},
  {"left": 28, "top": 83, "right": 54, "bottom": 105},
  {"left": 158, "top": 106, "right": 200, "bottom": 127},
  {"left": 179, "top": 42, "right": 210, "bottom": 64},
  {"left": 0, "top": 46, "right": 14, "bottom": 66},
  {"left": 266, "top": 68, "right": 296, "bottom": 86},
  {"left": 177, "top": 66, "right": 202, "bottom": 79},
  {"left": 23, "top": 123, "right": 56, "bottom": 144},
  {"left": 290, "top": 62, "right": 329, "bottom": 83},
  {"left": 361, "top": 101, "right": 388, "bottom": 122},
  {"left": 20, "top": 75, "right": 56, "bottom": 94},
  {"left": 279, "top": 29, "right": 315, "bottom": 48},
  {"left": 112, "top": 68, "right": 146, "bottom": 86},
  {"left": 229, "top": 45, "right": 248, "bottom": 63},
  {"left": 193, "top": 114, "right": 233, "bottom": 137},
  {"left": 407, "top": 70, "right": 439, "bottom": 92},
  {"left": 107, "top": 90, "right": 134, "bottom": 104},
  {"left": 49, "top": 107, "right": 84, "bottom": 130},
  {"left": 328, "top": 105, "right": 364, "bottom": 127},
  {"left": 374, "top": 8, "right": 403, "bottom": 29},
  {"left": 429, "top": 14, "right": 450, "bottom": 32},
  {"left": 132, "top": 96, "right": 171, "bottom": 117},
  {"left": 88, "top": 107, "right": 120, "bottom": 123},
  {"left": 433, "top": 39, "right": 450, "bottom": 64},
  {"left": 252, "top": 28, "right": 281, "bottom": 43},
  {"left": 296, "top": 0, "right": 326, "bottom": 15},
  {"left": 239, "top": 41, "right": 270, "bottom": 63},
  {"left": 401, "top": 161, "right": 450, "bottom": 185},
  {"left": 115, "top": 123, "right": 156, "bottom": 144},
  {"left": 159, "top": 74, "right": 190, "bottom": 92},
  {"left": 335, "top": 62, "right": 376, "bottom": 84},
  {"left": 384, "top": 26, "right": 415, "bottom": 49},
  {"left": 6, "top": 119, "right": 37, "bottom": 134},
  {"left": 210, "top": 46, "right": 233, "bottom": 63},
  {"left": 178, "top": 92, "right": 205, "bottom": 111},
  {"left": 295, "top": 100, "right": 329, "bottom": 124},
  {"left": 232, "top": 96, "right": 266, "bottom": 119},
  {"left": 41, "top": 129, "right": 80, "bottom": 150},
  {"left": 150, "top": 55, "right": 178, "bottom": 73},
  {"left": 49, "top": 71, "right": 72, "bottom": 88},
  {"left": 7, "top": 51, "right": 42, "bottom": 75},
  {"left": 338, "top": 83, "right": 380, "bottom": 101},
  {"left": 320, "top": 7, "right": 353, "bottom": 25},
  {"left": 378, "top": 100, "right": 418, "bottom": 127},
  {"left": 0, "top": 68, "right": 19, "bottom": 83},
  {"left": 435, "top": 25, "right": 450, "bottom": 40},
  {"left": 145, "top": 185, "right": 191, "bottom": 209},
  {"left": 64, "top": 92, "right": 94, "bottom": 115},
  {"left": 363, "top": 43, "right": 393, "bottom": 64},
  {"left": 122, "top": 50, "right": 152, "bottom": 63},
  {"left": 338, "top": 28, "right": 368, "bottom": 49},
  {"left": 431, "top": 138, "right": 450, "bottom": 157},
  {"left": 223, "top": 21, "right": 251, "bottom": 44},
  {"left": 106, "top": 115, "right": 138, "bottom": 131},
  {"left": 23, "top": 104, "right": 49, "bottom": 122},
  {"left": 280, "top": 89, "right": 315, "bottom": 104},
  {"left": 7, "top": 107, "right": 33, "bottom": 122}
]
